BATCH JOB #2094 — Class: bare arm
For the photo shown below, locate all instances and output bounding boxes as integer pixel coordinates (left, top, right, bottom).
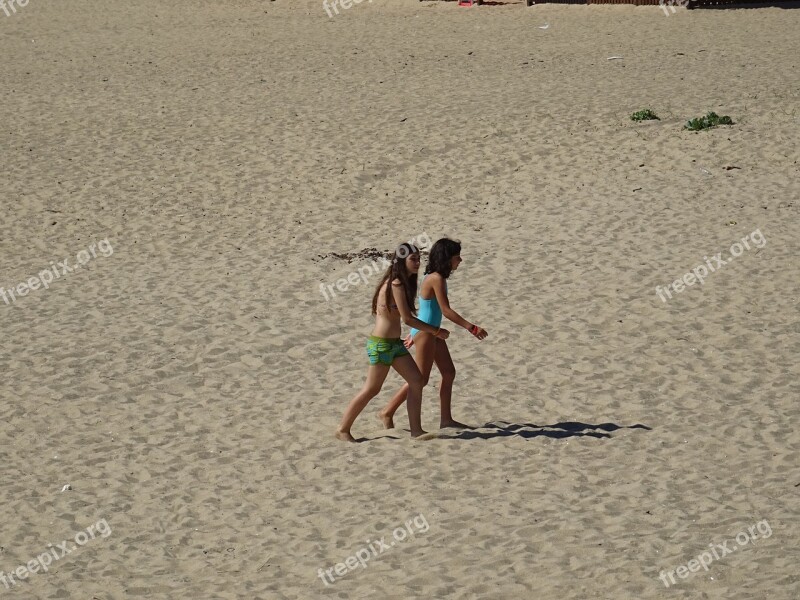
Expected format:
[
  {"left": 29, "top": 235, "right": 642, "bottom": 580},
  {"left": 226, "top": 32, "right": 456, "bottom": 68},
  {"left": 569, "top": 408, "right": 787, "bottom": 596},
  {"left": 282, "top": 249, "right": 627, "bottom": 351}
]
[
  {"left": 430, "top": 275, "right": 488, "bottom": 340},
  {"left": 392, "top": 281, "right": 449, "bottom": 338},
  {"left": 430, "top": 275, "right": 472, "bottom": 329}
]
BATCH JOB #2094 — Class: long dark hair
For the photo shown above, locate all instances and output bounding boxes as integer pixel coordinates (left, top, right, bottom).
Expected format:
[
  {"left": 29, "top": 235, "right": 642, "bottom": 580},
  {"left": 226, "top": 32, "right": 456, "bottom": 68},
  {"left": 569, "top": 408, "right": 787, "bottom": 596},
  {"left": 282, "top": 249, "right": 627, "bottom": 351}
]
[
  {"left": 425, "top": 237, "right": 461, "bottom": 279},
  {"left": 372, "top": 243, "right": 419, "bottom": 315}
]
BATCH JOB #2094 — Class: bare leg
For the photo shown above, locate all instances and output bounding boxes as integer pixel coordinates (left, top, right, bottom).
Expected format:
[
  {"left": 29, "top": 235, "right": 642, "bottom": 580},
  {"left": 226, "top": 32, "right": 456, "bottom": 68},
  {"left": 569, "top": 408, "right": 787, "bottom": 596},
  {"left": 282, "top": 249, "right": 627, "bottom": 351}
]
[
  {"left": 336, "top": 365, "right": 390, "bottom": 442},
  {"left": 380, "top": 333, "right": 437, "bottom": 428},
  {"left": 378, "top": 384, "right": 405, "bottom": 429},
  {"left": 435, "top": 340, "right": 469, "bottom": 428},
  {"left": 390, "top": 354, "right": 426, "bottom": 437}
]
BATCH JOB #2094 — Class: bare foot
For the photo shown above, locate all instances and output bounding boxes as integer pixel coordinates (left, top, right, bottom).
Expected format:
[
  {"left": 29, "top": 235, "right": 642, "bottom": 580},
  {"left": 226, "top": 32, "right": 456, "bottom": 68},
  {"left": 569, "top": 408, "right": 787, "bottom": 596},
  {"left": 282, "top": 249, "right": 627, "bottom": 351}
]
[
  {"left": 410, "top": 429, "right": 429, "bottom": 438},
  {"left": 335, "top": 430, "right": 357, "bottom": 443},
  {"left": 440, "top": 420, "right": 471, "bottom": 429},
  {"left": 378, "top": 411, "right": 394, "bottom": 429}
]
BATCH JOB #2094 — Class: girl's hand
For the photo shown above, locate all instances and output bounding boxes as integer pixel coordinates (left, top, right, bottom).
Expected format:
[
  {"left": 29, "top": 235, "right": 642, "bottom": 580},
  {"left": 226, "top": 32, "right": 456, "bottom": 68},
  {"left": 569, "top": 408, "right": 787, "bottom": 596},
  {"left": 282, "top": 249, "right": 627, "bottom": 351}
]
[
  {"left": 436, "top": 328, "right": 450, "bottom": 340},
  {"left": 469, "top": 325, "right": 488, "bottom": 340},
  {"left": 403, "top": 334, "right": 415, "bottom": 349}
]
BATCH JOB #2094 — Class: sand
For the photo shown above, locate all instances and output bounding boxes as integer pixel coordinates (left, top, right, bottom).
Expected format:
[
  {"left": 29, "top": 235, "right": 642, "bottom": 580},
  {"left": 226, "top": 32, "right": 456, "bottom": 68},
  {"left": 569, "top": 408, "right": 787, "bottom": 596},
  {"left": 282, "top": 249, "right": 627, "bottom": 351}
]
[{"left": 0, "top": 0, "right": 798, "bottom": 598}]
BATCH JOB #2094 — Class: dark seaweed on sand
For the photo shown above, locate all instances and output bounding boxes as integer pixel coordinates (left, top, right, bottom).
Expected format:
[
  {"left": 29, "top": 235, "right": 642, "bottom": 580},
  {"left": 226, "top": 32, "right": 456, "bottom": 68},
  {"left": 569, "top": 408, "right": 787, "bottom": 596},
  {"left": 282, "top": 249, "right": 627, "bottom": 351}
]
[{"left": 316, "top": 248, "right": 428, "bottom": 264}]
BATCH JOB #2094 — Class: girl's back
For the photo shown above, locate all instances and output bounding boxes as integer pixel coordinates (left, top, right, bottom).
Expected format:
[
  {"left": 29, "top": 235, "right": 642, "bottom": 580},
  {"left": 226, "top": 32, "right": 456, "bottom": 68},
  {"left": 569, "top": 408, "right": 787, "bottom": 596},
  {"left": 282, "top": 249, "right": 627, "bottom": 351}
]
[{"left": 417, "top": 274, "right": 443, "bottom": 320}]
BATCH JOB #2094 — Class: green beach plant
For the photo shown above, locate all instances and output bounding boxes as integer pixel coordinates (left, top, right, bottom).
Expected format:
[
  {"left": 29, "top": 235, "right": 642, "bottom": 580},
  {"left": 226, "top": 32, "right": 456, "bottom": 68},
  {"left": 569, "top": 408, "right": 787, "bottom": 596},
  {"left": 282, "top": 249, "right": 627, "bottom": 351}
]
[
  {"left": 685, "top": 112, "right": 734, "bottom": 131},
  {"left": 631, "top": 109, "right": 660, "bottom": 122}
]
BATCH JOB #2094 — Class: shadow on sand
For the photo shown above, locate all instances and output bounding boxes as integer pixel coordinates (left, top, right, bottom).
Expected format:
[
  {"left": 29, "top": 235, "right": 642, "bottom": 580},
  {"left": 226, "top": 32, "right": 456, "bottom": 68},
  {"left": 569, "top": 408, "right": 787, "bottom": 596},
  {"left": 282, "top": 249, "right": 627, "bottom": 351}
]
[{"left": 442, "top": 420, "right": 652, "bottom": 440}]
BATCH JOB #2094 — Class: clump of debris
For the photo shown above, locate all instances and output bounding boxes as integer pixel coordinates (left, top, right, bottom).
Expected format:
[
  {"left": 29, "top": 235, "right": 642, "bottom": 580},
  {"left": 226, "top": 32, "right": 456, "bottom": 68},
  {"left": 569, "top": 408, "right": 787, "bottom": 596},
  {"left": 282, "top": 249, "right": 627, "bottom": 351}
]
[{"left": 316, "top": 247, "right": 427, "bottom": 264}]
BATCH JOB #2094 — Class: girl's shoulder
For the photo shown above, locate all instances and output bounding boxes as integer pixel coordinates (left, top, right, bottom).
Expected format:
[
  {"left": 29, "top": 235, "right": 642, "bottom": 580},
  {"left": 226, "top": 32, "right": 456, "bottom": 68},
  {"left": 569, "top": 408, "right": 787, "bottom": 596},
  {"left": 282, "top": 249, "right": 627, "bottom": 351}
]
[
  {"left": 425, "top": 272, "right": 446, "bottom": 286},
  {"left": 425, "top": 271, "right": 443, "bottom": 282}
]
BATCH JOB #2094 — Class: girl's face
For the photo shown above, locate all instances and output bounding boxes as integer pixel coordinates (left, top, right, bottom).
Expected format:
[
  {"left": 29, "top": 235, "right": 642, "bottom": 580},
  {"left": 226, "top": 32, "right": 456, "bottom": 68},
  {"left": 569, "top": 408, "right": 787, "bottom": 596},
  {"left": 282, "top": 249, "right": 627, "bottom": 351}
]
[
  {"left": 450, "top": 253, "right": 462, "bottom": 271},
  {"left": 406, "top": 252, "right": 421, "bottom": 274}
]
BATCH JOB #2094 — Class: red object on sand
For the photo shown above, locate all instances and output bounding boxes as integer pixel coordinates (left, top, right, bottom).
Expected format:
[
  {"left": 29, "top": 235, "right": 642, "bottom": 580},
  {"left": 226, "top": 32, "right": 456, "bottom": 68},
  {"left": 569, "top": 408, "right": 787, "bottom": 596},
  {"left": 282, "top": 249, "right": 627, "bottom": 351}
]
[{"left": 458, "top": 0, "right": 480, "bottom": 5}]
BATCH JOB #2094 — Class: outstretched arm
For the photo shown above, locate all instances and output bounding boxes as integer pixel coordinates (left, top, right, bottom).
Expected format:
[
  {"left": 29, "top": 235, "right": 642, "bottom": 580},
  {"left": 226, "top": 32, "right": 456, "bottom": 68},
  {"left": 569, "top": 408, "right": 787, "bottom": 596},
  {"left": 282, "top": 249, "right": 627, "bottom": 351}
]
[{"left": 430, "top": 276, "right": 488, "bottom": 340}]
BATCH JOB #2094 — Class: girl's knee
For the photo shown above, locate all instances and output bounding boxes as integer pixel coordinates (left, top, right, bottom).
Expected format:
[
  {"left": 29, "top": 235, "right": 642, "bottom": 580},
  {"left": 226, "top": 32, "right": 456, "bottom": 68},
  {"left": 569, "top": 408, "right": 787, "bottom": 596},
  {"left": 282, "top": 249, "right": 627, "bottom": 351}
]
[
  {"left": 408, "top": 376, "right": 424, "bottom": 392},
  {"left": 364, "top": 384, "right": 383, "bottom": 397},
  {"left": 440, "top": 366, "right": 456, "bottom": 382}
]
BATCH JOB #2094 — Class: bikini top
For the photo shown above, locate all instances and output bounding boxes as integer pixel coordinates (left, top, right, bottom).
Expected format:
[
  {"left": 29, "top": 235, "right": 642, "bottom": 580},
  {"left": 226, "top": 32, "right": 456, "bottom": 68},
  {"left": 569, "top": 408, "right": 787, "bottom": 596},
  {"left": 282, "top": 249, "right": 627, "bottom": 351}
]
[{"left": 377, "top": 285, "right": 398, "bottom": 310}]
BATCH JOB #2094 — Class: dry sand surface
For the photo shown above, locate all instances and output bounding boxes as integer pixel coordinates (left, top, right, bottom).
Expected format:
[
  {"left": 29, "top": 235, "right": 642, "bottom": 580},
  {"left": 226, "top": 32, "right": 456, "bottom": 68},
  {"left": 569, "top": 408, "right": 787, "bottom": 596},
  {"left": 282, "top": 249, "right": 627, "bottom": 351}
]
[{"left": 1, "top": 0, "right": 799, "bottom": 598}]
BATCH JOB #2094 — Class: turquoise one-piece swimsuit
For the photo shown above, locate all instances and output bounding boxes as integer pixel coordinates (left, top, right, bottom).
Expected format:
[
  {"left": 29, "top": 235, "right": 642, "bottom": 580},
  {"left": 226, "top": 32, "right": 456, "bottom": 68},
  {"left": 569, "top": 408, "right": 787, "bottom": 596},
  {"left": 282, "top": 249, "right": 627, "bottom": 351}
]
[{"left": 410, "top": 277, "right": 445, "bottom": 337}]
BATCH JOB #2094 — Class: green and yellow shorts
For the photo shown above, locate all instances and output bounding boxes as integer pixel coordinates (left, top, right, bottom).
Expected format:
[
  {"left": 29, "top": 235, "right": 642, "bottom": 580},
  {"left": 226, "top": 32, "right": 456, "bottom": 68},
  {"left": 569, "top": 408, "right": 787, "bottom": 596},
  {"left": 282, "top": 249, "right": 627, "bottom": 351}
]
[{"left": 366, "top": 336, "right": 410, "bottom": 366}]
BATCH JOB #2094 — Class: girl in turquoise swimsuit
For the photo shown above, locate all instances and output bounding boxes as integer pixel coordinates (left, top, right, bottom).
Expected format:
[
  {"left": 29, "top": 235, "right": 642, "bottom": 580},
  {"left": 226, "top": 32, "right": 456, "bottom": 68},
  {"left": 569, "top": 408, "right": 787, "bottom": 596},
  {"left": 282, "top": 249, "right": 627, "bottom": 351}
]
[
  {"left": 379, "top": 238, "right": 488, "bottom": 430},
  {"left": 336, "top": 242, "right": 450, "bottom": 442}
]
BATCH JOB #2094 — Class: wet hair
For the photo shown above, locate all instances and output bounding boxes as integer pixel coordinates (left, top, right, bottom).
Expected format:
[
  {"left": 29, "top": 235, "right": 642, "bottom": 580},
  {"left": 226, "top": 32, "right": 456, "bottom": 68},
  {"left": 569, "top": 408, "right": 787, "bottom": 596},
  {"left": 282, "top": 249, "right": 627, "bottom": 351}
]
[
  {"left": 371, "top": 243, "right": 419, "bottom": 315},
  {"left": 425, "top": 238, "right": 461, "bottom": 279}
]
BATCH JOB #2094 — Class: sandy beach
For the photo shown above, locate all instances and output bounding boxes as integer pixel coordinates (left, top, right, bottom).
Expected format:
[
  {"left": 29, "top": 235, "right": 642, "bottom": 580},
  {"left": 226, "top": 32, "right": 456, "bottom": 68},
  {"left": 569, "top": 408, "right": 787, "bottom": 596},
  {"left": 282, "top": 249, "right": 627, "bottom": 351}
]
[{"left": 0, "top": 0, "right": 798, "bottom": 598}]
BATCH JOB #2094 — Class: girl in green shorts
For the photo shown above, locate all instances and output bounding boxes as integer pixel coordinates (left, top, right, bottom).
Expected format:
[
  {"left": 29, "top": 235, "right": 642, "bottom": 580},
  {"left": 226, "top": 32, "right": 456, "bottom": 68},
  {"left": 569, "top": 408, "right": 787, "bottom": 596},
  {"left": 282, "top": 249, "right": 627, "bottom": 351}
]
[
  {"left": 336, "top": 242, "right": 450, "bottom": 442},
  {"left": 380, "top": 238, "right": 487, "bottom": 430}
]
